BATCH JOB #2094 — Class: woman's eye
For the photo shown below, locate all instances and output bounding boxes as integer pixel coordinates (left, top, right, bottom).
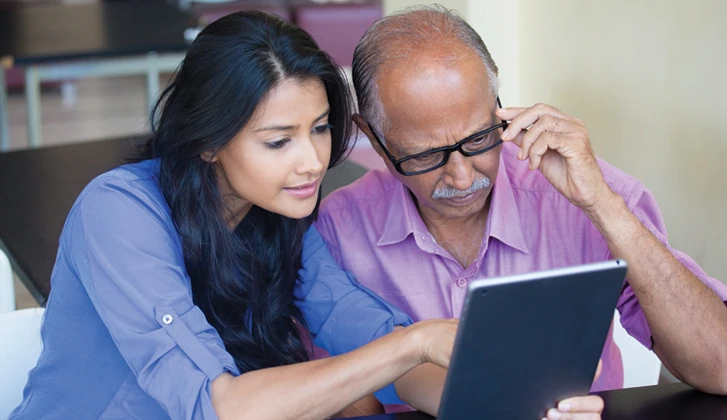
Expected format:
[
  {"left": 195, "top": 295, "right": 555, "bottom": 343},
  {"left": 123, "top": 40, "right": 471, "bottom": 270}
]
[
  {"left": 265, "top": 138, "right": 290, "bottom": 149},
  {"left": 313, "top": 123, "right": 333, "bottom": 134}
]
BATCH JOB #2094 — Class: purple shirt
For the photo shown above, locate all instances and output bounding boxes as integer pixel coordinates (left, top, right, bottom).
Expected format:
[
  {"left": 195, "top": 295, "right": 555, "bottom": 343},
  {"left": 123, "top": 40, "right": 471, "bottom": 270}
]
[{"left": 316, "top": 142, "right": 727, "bottom": 393}]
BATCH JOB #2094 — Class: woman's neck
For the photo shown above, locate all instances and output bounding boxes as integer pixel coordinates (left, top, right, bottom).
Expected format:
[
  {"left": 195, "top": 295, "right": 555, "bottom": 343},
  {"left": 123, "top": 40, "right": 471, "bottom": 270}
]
[{"left": 222, "top": 194, "right": 252, "bottom": 230}]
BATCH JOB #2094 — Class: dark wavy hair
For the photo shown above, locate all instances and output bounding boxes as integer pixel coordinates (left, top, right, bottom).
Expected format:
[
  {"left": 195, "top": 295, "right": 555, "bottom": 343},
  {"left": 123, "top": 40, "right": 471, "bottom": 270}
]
[{"left": 133, "top": 11, "right": 354, "bottom": 373}]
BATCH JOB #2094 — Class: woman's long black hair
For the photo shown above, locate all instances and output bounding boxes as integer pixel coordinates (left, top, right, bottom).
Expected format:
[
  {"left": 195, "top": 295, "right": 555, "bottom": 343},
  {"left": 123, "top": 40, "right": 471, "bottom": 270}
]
[{"left": 133, "top": 11, "right": 353, "bottom": 373}]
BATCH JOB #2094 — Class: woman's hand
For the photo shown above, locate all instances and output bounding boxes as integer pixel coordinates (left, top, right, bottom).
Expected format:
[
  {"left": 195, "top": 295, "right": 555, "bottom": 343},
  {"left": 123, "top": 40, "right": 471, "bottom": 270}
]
[{"left": 408, "top": 319, "right": 459, "bottom": 369}]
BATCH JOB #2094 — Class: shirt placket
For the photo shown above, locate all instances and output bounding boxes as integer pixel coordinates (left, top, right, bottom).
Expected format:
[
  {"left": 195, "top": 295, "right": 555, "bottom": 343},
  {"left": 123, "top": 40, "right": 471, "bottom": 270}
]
[{"left": 451, "top": 235, "right": 492, "bottom": 317}]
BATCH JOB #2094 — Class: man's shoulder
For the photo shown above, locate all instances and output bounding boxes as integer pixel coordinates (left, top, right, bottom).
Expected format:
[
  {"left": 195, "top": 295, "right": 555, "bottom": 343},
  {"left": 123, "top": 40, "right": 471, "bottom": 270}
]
[
  {"left": 500, "top": 142, "right": 640, "bottom": 200},
  {"left": 595, "top": 157, "right": 642, "bottom": 200},
  {"left": 320, "top": 168, "right": 400, "bottom": 216},
  {"left": 317, "top": 168, "right": 401, "bottom": 244}
]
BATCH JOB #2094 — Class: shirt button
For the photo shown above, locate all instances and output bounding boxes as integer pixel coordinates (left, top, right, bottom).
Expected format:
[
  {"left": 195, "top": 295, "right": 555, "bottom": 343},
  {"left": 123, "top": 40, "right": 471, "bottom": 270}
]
[
  {"left": 456, "top": 278, "right": 467, "bottom": 288},
  {"left": 162, "top": 314, "right": 173, "bottom": 325}
]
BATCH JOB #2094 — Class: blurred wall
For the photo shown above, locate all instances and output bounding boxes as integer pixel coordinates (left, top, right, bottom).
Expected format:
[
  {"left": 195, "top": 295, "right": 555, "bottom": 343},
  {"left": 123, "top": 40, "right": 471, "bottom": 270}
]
[
  {"left": 383, "top": 0, "right": 727, "bottom": 283},
  {"left": 384, "top": 0, "right": 466, "bottom": 15}
]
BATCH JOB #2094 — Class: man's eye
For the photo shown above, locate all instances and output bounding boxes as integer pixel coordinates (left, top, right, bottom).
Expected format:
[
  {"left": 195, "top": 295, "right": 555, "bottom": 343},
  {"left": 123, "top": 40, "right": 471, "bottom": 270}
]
[
  {"left": 414, "top": 153, "right": 438, "bottom": 163},
  {"left": 470, "top": 135, "right": 488, "bottom": 145},
  {"left": 469, "top": 131, "right": 497, "bottom": 147}
]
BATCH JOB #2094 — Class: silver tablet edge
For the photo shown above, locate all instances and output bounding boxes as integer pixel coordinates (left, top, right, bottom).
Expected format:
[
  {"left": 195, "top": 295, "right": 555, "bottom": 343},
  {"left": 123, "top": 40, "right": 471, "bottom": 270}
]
[{"left": 468, "top": 259, "right": 628, "bottom": 292}]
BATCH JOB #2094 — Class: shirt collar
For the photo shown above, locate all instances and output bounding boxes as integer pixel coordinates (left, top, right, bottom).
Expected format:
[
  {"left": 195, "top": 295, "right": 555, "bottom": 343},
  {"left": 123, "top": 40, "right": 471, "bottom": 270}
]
[
  {"left": 377, "top": 153, "right": 530, "bottom": 254},
  {"left": 485, "top": 152, "right": 530, "bottom": 254},
  {"left": 377, "top": 180, "right": 422, "bottom": 246}
]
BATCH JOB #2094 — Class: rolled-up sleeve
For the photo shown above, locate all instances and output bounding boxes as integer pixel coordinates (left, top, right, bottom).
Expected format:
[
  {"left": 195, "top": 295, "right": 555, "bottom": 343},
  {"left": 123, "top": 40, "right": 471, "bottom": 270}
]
[
  {"left": 613, "top": 180, "right": 727, "bottom": 349},
  {"left": 295, "top": 226, "right": 412, "bottom": 404},
  {"left": 67, "top": 175, "right": 238, "bottom": 419}
]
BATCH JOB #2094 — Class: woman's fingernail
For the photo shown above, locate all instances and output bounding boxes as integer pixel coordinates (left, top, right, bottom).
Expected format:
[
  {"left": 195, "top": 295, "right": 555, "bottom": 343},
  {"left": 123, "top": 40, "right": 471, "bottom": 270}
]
[
  {"left": 558, "top": 402, "right": 571, "bottom": 412},
  {"left": 501, "top": 128, "right": 509, "bottom": 140}
]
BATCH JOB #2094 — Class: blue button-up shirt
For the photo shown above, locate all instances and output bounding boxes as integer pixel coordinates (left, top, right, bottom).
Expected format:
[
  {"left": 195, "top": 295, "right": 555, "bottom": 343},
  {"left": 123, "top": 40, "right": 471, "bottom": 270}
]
[{"left": 10, "top": 159, "right": 411, "bottom": 419}]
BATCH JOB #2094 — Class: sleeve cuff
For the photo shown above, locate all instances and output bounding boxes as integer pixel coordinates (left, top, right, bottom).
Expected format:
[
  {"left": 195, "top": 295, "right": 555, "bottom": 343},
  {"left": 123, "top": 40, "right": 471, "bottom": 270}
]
[{"left": 155, "top": 306, "right": 240, "bottom": 379}]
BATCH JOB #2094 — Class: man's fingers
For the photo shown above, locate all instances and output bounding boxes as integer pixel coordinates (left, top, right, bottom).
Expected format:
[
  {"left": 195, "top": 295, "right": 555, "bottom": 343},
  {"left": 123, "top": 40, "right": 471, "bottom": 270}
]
[
  {"left": 495, "top": 106, "right": 530, "bottom": 122},
  {"left": 508, "top": 130, "right": 527, "bottom": 148},
  {"left": 499, "top": 104, "right": 564, "bottom": 141},
  {"left": 518, "top": 119, "right": 551, "bottom": 160},
  {"left": 542, "top": 395, "right": 604, "bottom": 420},
  {"left": 545, "top": 410, "right": 602, "bottom": 420},
  {"left": 558, "top": 395, "right": 605, "bottom": 413},
  {"left": 527, "top": 133, "right": 558, "bottom": 170}
]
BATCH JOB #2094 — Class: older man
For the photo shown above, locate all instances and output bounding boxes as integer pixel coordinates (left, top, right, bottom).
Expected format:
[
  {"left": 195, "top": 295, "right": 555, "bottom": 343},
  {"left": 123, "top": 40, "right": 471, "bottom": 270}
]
[{"left": 316, "top": 4, "right": 727, "bottom": 416}]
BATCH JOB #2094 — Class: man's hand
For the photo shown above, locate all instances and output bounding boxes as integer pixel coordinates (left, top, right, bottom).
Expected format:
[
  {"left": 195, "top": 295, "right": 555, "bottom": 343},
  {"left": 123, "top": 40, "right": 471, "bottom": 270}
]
[
  {"left": 539, "top": 359, "right": 604, "bottom": 420},
  {"left": 497, "top": 104, "right": 612, "bottom": 212},
  {"left": 545, "top": 395, "right": 604, "bottom": 420}
]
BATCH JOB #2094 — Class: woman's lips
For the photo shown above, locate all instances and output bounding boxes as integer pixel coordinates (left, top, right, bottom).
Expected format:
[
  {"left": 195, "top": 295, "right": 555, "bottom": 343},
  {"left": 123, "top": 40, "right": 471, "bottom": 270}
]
[{"left": 283, "top": 180, "right": 319, "bottom": 199}]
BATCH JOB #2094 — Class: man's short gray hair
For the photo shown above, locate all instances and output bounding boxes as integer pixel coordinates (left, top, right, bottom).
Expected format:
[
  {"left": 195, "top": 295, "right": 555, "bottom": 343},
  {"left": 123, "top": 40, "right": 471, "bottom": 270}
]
[{"left": 352, "top": 4, "right": 500, "bottom": 133}]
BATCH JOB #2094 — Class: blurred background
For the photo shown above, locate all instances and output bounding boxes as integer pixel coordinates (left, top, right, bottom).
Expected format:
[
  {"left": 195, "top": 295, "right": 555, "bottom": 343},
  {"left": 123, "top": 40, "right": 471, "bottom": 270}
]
[{"left": 2, "top": 0, "right": 725, "bottom": 313}]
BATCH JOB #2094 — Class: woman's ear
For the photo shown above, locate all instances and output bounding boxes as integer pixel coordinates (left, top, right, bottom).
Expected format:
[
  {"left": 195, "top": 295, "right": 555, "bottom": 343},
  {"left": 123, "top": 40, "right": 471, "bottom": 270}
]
[{"left": 201, "top": 150, "right": 218, "bottom": 163}]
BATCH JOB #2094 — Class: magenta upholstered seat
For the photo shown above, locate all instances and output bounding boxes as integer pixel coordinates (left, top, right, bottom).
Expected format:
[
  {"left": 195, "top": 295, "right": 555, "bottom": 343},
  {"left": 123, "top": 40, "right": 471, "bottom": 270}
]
[
  {"left": 294, "top": 4, "right": 382, "bottom": 67},
  {"left": 190, "top": 1, "right": 292, "bottom": 24}
]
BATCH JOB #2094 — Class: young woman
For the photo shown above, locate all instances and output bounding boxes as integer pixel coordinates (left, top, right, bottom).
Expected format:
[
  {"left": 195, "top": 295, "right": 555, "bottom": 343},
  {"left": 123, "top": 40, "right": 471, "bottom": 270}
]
[
  {"left": 10, "top": 10, "right": 602, "bottom": 420},
  {"left": 9, "top": 11, "right": 455, "bottom": 420}
]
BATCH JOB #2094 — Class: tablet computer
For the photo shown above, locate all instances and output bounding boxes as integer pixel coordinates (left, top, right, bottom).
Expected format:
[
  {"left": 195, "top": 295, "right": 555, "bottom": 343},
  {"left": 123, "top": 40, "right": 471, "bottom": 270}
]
[{"left": 437, "top": 260, "right": 628, "bottom": 419}]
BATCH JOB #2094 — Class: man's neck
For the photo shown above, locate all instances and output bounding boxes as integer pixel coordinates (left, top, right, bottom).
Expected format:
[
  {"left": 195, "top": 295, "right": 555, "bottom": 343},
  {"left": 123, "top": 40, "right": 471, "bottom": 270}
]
[{"left": 417, "top": 195, "right": 492, "bottom": 269}]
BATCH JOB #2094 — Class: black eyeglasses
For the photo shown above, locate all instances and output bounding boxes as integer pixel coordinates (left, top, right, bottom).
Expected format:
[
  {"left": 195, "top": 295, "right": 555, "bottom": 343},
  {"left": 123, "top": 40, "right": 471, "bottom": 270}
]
[{"left": 368, "top": 97, "right": 508, "bottom": 176}]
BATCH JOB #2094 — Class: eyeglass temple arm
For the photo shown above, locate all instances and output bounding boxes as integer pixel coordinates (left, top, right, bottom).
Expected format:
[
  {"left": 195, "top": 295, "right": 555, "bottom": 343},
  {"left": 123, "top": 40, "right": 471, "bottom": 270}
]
[{"left": 367, "top": 122, "right": 398, "bottom": 162}]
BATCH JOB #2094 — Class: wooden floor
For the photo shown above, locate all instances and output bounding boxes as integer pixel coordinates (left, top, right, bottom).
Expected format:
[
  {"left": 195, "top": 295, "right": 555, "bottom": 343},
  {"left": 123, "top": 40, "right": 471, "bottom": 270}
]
[{"left": 4, "top": 76, "right": 153, "bottom": 151}]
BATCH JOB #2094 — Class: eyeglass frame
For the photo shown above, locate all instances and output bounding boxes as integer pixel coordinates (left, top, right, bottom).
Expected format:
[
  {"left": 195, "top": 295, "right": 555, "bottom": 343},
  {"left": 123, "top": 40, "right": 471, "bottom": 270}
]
[{"left": 367, "top": 97, "right": 508, "bottom": 176}]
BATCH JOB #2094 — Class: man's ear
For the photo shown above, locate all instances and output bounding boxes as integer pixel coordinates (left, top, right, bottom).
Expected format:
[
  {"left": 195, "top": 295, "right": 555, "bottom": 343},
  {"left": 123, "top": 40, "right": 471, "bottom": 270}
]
[
  {"left": 352, "top": 113, "right": 386, "bottom": 159},
  {"left": 200, "top": 150, "right": 218, "bottom": 163}
]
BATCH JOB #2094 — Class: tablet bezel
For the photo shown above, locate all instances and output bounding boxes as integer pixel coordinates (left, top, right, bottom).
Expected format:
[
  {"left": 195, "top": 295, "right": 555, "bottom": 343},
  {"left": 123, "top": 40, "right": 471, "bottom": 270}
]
[{"left": 437, "top": 259, "right": 628, "bottom": 419}]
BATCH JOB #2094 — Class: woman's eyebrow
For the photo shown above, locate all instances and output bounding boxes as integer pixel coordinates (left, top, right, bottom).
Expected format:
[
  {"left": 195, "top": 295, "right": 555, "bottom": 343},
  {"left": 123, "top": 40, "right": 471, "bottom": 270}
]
[{"left": 254, "top": 109, "right": 330, "bottom": 132}]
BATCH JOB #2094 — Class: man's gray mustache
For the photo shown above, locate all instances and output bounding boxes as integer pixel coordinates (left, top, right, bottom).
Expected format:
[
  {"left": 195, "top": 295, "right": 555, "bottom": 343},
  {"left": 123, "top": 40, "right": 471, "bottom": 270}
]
[{"left": 432, "top": 177, "right": 491, "bottom": 200}]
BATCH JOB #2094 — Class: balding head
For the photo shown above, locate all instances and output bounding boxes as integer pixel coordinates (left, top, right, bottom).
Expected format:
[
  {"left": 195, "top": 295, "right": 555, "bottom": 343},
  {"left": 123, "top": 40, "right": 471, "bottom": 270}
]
[{"left": 352, "top": 5, "right": 500, "bottom": 132}]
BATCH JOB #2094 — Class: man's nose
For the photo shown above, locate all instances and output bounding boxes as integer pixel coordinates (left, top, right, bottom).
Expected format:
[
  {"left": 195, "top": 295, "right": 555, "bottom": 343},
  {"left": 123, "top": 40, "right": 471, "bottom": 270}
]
[{"left": 442, "top": 151, "right": 476, "bottom": 191}]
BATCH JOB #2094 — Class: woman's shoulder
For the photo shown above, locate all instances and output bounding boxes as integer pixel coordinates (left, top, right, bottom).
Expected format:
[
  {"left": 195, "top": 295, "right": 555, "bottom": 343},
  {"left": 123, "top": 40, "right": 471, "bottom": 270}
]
[{"left": 75, "top": 159, "right": 167, "bottom": 216}]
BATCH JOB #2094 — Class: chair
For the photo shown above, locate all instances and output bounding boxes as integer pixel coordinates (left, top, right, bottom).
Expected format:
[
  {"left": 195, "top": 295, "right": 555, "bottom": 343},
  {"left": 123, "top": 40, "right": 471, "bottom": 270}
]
[
  {"left": 0, "top": 307, "right": 45, "bottom": 419},
  {"left": 0, "top": 248, "right": 15, "bottom": 313},
  {"left": 294, "top": 3, "right": 382, "bottom": 66},
  {"left": 612, "top": 310, "right": 662, "bottom": 388},
  {"left": 180, "top": 0, "right": 292, "bottom": 24}
]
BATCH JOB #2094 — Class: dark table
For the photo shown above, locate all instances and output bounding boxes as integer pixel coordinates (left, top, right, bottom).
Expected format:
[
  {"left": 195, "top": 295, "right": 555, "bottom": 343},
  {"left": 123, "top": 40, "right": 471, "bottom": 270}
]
[
  {"left": 0, "top": 136, "right": 367, "bottom": 305},
  {"left": 0, "top": 1, "right": 197, "bottom": 149},
  {"left": 346, "top": 383, "right": 727, "bottom": 419},
  {"left": 0, "top": 1, "right": 195, "bottom": 65}
]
